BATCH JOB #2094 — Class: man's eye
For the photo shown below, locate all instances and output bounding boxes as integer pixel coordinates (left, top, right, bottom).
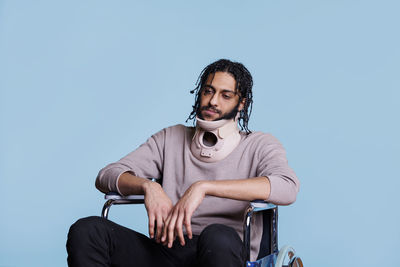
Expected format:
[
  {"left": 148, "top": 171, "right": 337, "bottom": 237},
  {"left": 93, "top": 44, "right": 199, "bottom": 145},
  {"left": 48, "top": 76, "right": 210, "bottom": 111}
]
[
  {"left": 203, "top": 89, "right": 213, "bottom": 95},
  {"left": 223, "top": 94, "right": 232, "bottom": 99}
]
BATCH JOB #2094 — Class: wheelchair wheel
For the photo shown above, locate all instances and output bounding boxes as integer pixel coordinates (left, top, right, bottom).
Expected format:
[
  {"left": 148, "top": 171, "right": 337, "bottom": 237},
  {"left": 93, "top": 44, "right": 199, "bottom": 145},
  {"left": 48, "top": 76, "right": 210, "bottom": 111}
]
[
  {"left": 289, "top": 257, "right": 303, "bottom": 267},
  {"left": 275, "top": 245, "right": 304, "bottom": 267}
]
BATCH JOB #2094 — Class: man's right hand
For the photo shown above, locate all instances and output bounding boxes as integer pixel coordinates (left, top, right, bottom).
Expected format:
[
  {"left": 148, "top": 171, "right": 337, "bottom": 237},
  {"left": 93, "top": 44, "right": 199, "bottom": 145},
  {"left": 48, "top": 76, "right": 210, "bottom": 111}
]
[{"left": 143, "top": 181, "right": 173, "bottom": 243}]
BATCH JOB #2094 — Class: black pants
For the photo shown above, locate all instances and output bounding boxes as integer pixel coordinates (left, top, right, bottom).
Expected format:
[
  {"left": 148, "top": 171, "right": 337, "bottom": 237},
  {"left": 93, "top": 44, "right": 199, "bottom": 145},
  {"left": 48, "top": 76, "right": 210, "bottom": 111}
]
[{"left": 66, "top": 216, "right": 244, "bottom": 267}]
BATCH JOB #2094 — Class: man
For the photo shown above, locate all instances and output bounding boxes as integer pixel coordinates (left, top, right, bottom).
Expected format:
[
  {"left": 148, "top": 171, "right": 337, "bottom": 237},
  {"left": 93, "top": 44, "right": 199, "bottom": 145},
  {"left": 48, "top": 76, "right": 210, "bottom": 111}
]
[{"left": 67, "top": 59, "right": 299, "bottom": 267}]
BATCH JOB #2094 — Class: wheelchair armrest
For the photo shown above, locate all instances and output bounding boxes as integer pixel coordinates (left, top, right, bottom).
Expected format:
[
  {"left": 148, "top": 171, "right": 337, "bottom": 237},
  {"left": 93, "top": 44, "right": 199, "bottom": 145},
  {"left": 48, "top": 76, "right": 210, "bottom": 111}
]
[
  {"left": 101, "top": 178, "right": 159, "bottom": 219},
  {"left": 105, "top": 192, "right": 145, "bottom": 201},
  {"left": 250, "top": 200, "right": 276, "bottom": 212},
  {"left": 102, "top": 192, "right": 145, "bottom": 219}
]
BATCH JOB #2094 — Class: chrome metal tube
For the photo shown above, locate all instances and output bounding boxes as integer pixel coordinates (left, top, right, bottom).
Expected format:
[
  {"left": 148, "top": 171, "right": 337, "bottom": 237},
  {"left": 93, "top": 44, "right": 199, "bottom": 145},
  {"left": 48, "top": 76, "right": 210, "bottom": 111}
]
[
  {"left": 271, "top": 207, "right": 278, "bottom": 253},
  {"left": 101, "top": 198, "right": 145, "bottom": 219},
  {"left": 101, "top": 199, "right": 115, "bottom": 219},
  {"left": 243, "top": 205, "right": 254, "bottom": 263}
]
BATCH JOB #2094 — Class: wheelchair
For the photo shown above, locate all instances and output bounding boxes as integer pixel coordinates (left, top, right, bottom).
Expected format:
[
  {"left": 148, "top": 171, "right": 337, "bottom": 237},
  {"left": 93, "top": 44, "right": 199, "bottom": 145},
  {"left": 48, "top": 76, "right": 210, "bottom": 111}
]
[{"left": 101, "top": 189, "right": 303, "bottom": 267}]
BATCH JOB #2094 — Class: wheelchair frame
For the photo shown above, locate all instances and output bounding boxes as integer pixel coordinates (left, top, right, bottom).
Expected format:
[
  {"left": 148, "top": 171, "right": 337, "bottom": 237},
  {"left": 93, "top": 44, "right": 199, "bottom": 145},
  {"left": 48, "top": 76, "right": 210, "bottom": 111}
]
[{"left": 101, "top": 192, "right": 303, "bottom": 267}]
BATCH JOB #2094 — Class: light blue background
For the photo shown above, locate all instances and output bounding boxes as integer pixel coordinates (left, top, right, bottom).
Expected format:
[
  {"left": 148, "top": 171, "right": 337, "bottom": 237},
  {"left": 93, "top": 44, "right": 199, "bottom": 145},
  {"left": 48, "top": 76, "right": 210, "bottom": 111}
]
[{"left": 1, "top": 1, "right": 399, "bottom": 266}]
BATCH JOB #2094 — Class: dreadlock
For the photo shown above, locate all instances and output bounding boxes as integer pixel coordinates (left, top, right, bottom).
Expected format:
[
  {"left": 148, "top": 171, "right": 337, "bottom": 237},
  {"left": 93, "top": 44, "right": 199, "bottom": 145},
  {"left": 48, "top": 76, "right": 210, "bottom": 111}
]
[{"left": 186, "top": 59, "right": 254, "bottom": 134}]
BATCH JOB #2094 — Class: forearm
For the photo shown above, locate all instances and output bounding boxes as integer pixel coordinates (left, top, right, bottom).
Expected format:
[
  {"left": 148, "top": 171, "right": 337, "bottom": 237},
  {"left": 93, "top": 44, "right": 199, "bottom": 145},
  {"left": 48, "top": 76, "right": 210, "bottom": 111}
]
[
  {"left": 117, "top": 172, "right": 159, "bottom": 196},
  {"left": 198, "top": 176, "right": 271, "bottom": 201}
]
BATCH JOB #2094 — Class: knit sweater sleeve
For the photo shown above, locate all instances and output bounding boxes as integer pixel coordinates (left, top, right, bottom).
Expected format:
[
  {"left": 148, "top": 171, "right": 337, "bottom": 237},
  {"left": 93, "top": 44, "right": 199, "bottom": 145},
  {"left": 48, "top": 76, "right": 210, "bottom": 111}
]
[
  {"left": 95, "top": 128, "right": 166, "bottom": 194},
  {"left": 255, "top": 134, "right": 300, "bottom": 205}
]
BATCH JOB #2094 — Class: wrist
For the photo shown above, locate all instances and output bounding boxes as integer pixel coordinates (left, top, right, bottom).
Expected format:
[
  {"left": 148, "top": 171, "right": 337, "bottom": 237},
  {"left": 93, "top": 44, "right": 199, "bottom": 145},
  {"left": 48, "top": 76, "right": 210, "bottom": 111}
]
[
  {"left": 194, "top": 180, "right": 209, "bottom": 196},
  {"left": 142, "top": 180, "right": 160, "bottom": 195}
]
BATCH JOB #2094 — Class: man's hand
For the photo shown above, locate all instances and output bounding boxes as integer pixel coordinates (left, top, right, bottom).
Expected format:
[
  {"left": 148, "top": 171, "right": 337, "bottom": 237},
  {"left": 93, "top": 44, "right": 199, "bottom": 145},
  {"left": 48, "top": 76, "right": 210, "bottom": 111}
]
[
  {"left": 161, "top": 181, "right": 205, "bottom": 248},
  {"left": 143, "top": 181, "right": 173, "bottom": 243}
]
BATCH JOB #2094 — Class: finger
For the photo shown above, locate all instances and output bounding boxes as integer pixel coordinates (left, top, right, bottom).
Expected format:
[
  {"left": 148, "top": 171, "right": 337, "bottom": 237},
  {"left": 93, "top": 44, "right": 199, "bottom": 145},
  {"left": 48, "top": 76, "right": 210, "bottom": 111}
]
[
  {"left": 148, "top": 213, "right": 155, "bottom": 239},
  {"left": 175, "top": 212, "right": 185, "bottom": 246},
  {"left": 162, "top": 206, "right": 170, "bottom": 222},
  {"left": 156, "top": 214, "right": 163, "bottom": 243},
  {"left": 167, "top": 212, "right": 178, "bottom": 248},
  {"left": 184, "top": 211, "right": 193, "bottom": 239},
  {"left": 161, "top": 214, "right": 171, "bottom": 243}
]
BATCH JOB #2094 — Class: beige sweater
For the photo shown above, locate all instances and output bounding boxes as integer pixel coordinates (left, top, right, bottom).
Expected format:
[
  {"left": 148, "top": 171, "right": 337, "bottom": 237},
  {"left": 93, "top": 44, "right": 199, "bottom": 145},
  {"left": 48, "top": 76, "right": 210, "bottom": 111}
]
[{"left": 96, "top": 124, "right": 299, "bottom": 260}]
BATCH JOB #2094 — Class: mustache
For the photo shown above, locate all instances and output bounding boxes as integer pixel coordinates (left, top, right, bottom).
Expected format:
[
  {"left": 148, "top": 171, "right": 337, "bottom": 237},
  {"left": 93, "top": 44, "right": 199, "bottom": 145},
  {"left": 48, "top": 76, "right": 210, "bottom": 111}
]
[{"left": 200, "top": 106, "right": 221, "bottom": 114}]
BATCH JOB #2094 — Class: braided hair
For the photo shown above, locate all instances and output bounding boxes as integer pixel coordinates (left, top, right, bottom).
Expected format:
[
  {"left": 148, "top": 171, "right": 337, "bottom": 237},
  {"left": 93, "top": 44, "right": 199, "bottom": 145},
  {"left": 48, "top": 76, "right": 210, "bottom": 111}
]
[{"left": 186, "top": 59, "right": 254, "bottom": 134}]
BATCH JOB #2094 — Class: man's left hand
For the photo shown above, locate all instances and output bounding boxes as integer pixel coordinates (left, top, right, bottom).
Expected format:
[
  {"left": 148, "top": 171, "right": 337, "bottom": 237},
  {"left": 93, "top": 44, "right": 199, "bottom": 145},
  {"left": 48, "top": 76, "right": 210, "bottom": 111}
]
[{"left": 161, "top": 181, "right": 205, "bottom": 248}]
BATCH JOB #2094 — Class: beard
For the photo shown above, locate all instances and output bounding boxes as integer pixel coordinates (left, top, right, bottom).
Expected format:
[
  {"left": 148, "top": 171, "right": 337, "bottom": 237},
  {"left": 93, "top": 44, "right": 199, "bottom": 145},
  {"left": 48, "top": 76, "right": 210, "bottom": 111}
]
[{"left": 198, "top": 102, "right": 240, "bottom": 121}]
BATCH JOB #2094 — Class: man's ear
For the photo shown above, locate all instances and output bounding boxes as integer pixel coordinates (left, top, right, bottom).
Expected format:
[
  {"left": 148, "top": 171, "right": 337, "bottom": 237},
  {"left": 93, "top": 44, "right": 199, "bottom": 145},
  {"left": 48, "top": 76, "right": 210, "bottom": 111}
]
[{"left": 238, "top": 98, "right": 246, "bottom": 112}]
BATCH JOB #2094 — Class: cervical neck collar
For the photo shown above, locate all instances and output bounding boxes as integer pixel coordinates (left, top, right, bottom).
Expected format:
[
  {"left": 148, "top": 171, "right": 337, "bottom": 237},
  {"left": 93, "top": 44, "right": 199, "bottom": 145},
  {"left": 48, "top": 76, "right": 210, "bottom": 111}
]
[{"left": 191, "top": 116, "right": 241, "bottom": 163}]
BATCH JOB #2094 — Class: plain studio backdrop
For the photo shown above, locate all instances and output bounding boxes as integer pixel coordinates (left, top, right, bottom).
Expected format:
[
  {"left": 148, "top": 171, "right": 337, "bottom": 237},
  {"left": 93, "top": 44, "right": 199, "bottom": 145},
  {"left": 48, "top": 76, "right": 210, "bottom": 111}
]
[{"left": 0, "top": 1, "right": 399, "bottom": 266}]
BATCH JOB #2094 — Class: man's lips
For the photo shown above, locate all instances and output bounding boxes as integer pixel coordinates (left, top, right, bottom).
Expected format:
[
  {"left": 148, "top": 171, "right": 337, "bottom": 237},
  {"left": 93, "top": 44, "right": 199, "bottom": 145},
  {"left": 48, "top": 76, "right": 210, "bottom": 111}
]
[{"left": 202, "top": 109, "right": 219, "bottom": 116}]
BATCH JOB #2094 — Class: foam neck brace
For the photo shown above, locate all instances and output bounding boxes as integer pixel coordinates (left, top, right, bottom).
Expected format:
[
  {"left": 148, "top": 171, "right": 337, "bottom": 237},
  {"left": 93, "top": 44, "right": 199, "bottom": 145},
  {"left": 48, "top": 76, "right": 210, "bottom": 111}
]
[{"left": 191, "top": 116, "right": 241, "bottom": 163}]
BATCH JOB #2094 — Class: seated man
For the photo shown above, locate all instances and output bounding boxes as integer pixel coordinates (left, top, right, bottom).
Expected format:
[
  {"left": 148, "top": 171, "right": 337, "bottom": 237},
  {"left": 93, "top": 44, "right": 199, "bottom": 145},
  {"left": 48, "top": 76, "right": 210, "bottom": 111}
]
[{"left": 66, "top": 59, "right": 299, "bottom": 267}]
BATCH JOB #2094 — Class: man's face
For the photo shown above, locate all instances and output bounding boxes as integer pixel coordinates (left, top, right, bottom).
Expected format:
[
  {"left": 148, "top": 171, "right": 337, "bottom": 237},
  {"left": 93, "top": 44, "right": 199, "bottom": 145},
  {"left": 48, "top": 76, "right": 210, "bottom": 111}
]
[{"left": 198, "top": 72, "right": 244, "bottom": 121}]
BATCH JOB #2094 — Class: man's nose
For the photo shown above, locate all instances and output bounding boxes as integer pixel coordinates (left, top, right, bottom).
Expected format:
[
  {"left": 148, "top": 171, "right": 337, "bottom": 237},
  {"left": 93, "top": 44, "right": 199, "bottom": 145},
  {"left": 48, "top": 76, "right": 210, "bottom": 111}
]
[{"left": 209, "top": 93, "right": 219, "bottom": 106}]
